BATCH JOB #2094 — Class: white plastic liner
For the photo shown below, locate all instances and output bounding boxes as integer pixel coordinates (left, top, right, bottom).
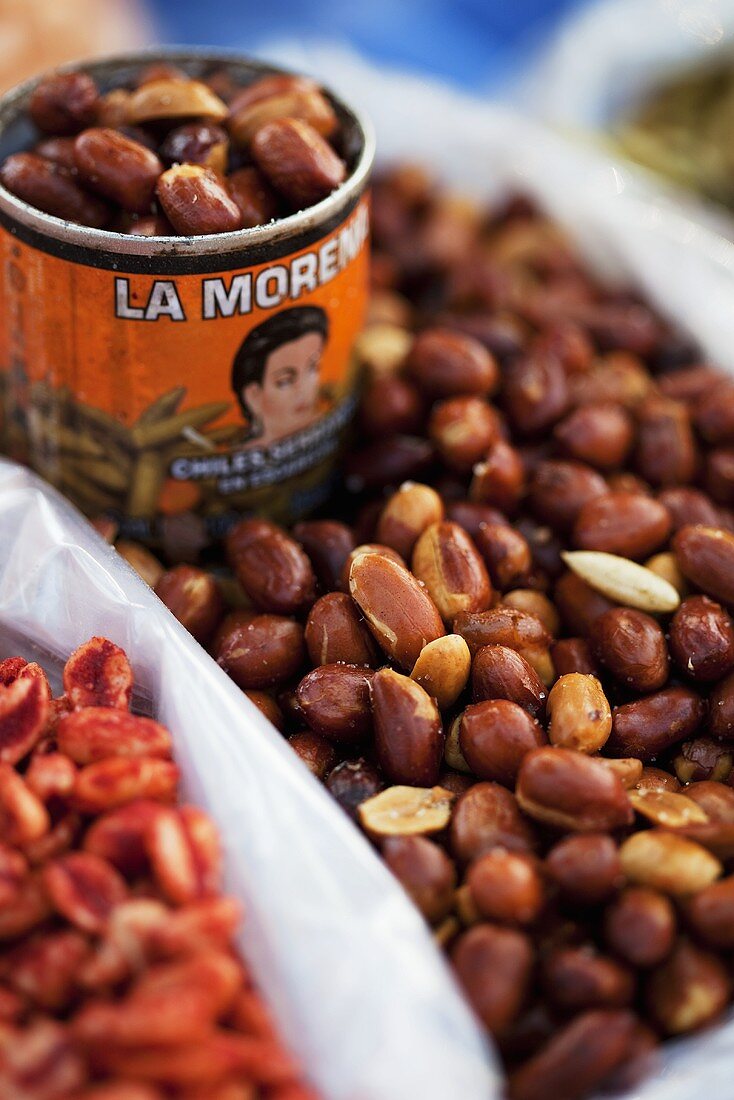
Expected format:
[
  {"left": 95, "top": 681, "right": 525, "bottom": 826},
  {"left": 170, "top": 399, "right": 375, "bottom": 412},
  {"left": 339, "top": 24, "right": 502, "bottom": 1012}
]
[
  {"left": 6, "top": 45, "right": 734, "bottom": 1100},
  {"left": 519, "top": 0, "right": 734, "bottom": 130},
  {"left": 0, "top": 459, "right": 496, "bottom": 1100}
]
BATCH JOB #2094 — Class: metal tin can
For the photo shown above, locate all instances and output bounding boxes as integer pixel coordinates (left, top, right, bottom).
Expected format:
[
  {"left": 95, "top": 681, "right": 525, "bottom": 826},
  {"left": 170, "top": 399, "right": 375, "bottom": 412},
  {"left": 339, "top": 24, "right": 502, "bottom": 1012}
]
[{"left": 0, "top": 50, "right": 374, "bottom": 557}]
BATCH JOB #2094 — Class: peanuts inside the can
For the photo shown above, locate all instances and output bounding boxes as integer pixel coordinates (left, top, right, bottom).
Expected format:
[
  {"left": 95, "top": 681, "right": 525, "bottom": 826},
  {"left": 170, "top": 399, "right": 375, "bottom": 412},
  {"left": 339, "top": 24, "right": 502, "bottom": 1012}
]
[
  {"left": 15, "top": 158, "right": 734, "bottom": 1094},
  {"left": 0, "top": 637, "right": 316, "bottom": 1098},
  {"left": 0, "top": 62, "right": 350, "bottom": 235}
]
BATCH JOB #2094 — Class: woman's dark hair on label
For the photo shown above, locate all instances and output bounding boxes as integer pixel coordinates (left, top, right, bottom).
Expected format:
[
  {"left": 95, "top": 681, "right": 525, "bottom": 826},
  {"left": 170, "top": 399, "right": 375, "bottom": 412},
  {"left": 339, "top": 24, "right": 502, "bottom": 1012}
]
[{"left": 231, "top": 305, "right": 329, "bottom": 441}]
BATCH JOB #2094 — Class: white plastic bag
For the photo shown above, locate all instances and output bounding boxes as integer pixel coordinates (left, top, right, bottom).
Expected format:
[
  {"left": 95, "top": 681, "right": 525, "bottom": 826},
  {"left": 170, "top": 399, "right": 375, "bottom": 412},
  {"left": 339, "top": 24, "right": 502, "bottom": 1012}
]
[
  {"left": 0, "top": 458, "right": 496, "bottom": 1100},
  {"left": 518, "top": 0, "right": 734, "bottom": 130}
]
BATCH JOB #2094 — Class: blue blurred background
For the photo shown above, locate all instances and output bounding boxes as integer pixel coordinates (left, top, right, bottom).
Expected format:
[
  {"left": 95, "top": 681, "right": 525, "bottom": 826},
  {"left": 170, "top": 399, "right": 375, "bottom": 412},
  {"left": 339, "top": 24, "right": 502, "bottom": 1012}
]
[{"left": 147, "top": 0, "right": 582, "bottom": 91}]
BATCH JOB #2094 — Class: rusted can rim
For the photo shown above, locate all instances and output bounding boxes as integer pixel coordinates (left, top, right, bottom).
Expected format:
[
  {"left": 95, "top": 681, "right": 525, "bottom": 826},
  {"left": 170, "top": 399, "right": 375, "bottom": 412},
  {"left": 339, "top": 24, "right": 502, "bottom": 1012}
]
[{"left": 0, "top": 47, "right": 375, "bottom": 258}]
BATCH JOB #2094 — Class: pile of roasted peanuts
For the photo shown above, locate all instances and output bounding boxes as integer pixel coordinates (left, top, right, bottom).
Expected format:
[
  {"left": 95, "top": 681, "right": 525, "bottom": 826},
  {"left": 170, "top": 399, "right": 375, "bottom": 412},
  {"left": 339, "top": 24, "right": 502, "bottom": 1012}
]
[
  {"left": 0, "top": 63, "right": 348, "bottom": 235},
  {"left": 0, "top": 637, "right": 315, "bottom": 1099},
  {"left": 118, "top": 167, "right": 734, "bottom": 1100}
]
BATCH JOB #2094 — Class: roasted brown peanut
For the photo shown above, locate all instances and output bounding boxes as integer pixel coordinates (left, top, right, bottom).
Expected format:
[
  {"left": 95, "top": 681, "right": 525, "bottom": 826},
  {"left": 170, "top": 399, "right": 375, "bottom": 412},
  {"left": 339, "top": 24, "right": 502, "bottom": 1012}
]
[
  {"left": 546, "top": 674, "right": 611, "bottom": 753},
  {"left": 30, "top": 71, "right": 99, "bottom": 134},
  {"left": 590, "top": 608, "right": 669, "bottom": 693},
  {"left": 468, "top": 849, "right": 544, "bottom": 926},
  {"left": 542, "top": 945, "right": 635, "bottom": 1011},
  {"left": 508, "top": 1010, "right": 636, "bottom": 1100},
  {"left": 156, "top": 164, "right": 243, "bottom": 235},
  {"left": 460, "top": 699, "right": 546, "bottom": 786},
  {"left": 293, "top": 519, "right": 355, "bottom": 591},
  {"left": 412, "top": 521, "right": 492, "bottom": 621},
  {"left": 474, "top": 523, "right": 532, "bottom": 591},
  {"left": 296, "top": 664, "right": 374, "bottom": 744},
  {"left": 550, "top": 638, "right": 598, "bottom": 677},
  {"left": 471, "top": 646, "right": 547, "bottom": 720},
  {"left": 226, "top": 165, "right": 279, "bottom": 228},
  {"left": 553, "top": 403, "right": 633, "bottom": 470},
  {"left": 125, "top": 77, "right": 228, "bottom": 122},
  {"left": 607, "top": 686, "right": 704, "bottom": 760},
  {"left": 360, "top": 373, "right": 425, "bottom": 438},
  {"left": 228, "top": 86, "right": 337, "bottom": 145},
  {"left": 325, "top": 758, "right": 383, "bottom": 818},
  {"left": 469, "top": 440, "right": 525, "bottom": 514},
  {"left": 154, "top": 565, "right": 224, "bottom": 645},
  {"left": 216, "top": 614, "right": 305, "bottom": 689},
  {"left": 450, "top": 782, "right": 537, "bottom": 864},
  {"left": 0, "top": 152, "right": 109, "bottom": 227},
  {"left": 410, "top": 634, "right": 471, "bottom": 710},
  {"left": 371, "top": 668, "right": 444, "bottom": 785},
  {"left": 406, "top": 328, "right": 498, "bottom": 398},
  {"left": 646, "top": 938, "right": 731, "bottom": 1034},
  {"left": 516, "top": 748, "right": 633, "bottom": 832},
  {"left": 619, "top": 830, "right": 722, "bottom": 895},
  {"left": 669, "top": 595, "right": 734, "bottom": 681},
  {"left": 73, "top": 128, "right": 163, "bottom": 213},
  {"left": 251, "top": 117, "right": 346, "bottom": 207},
  {"left": 376, "top": 482, "right": 444, "bottom": 559},
  {"left": 503, "top": 352, "right": 569, "bottom": 436},
  {"left": 573, "top": 491, "right": 672, "bottom": 559},
  {"left": 686, "top": 875, "right": 734, "bottom": 949},
  {"left": 529, "top": 460, "right": 607, "bottom": 533},
  {"left": 429, "top": 396, "right": 500, "bottom": 471},
  {"left": 604, "top": 887, "right": 676, "bottom": 967},
  {"left": 349, "top": 552, "right": 445, "bottom": 669},
  {"left": 554, "top": 572, "right": 615, "bottom": 636},
  {"left": 674, "top": 524, "right": 734, "bottom": 605},
  {"left": 304, "top": 592, "right": 377, "bottom": 668},
  {"left": 382, "top": 835, "right": 456, "bottom": 922},
  {"left": 451, "top": 923, "right": 533, "bottom": 1036},
  {"left": 545, "top": 834, "right": 622, "bottom": 905},
  {"left": 226, "top": 518, "right": 316, "bottom": 615},
  {"left": 635, "top": 395, "right": 697, "bottom": 487}
]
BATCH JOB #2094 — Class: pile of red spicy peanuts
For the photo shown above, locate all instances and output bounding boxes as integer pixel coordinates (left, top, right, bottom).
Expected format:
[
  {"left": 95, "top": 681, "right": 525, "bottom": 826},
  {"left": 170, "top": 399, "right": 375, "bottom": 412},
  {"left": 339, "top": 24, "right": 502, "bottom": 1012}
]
[
  {"left": 0, "top": 636, "right": 316, "bottom": 1100},
  {"left": 127, "top": 165, "right": 734, "bottom": 1100}
]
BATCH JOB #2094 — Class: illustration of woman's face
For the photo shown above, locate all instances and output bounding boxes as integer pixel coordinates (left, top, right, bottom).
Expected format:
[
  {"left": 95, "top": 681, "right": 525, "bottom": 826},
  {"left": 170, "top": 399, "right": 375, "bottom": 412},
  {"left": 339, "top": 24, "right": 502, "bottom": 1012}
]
[{"left": 242, "top": 331, "right": 323, "bottom": 441}]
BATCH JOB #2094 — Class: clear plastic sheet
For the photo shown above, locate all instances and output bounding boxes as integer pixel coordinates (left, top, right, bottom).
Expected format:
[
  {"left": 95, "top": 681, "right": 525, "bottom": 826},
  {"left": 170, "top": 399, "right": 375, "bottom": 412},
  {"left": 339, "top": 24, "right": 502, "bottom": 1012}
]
[
  {"left": 519, "top": 0, "right": 734, "bottom": 131},
  {"left": 0, "top": 459, "right": 496, "bottom": 1100},
  {"left": 6, "top": 46, "right": 734, "bottom": 1100}
]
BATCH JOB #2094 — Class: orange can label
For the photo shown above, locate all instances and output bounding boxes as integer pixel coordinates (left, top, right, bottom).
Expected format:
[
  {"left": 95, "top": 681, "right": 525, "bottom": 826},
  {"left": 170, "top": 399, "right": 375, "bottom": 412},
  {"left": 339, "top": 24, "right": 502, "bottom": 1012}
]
[{"left": 0, "top": 195, "right": 369, "bottom": 554}]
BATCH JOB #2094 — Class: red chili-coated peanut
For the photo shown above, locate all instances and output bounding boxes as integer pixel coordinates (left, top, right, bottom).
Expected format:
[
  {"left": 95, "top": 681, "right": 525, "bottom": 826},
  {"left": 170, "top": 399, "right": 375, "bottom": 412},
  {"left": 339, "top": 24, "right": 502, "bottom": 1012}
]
[
  {"left": 145, "top": 805, "right": 221, "bottom": 905},
  {"left": 72, "top": 757, "right": 180, "bottom": 813},
  {"left": 0, "top": 675, "right": 50, "bottom": 765},
  {"left": 57, "top": 708, "right": 172, "bottom": 764},
  {"left": 63, "top": 638, "right": 133, "bottom": 711},
  {"left": 43, "top": 851, "right": 127, "bottom": 933}
]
